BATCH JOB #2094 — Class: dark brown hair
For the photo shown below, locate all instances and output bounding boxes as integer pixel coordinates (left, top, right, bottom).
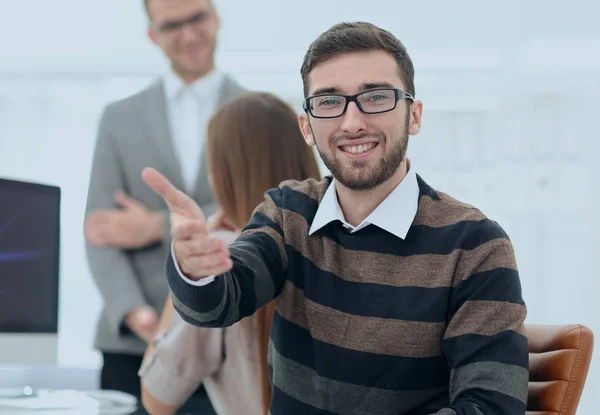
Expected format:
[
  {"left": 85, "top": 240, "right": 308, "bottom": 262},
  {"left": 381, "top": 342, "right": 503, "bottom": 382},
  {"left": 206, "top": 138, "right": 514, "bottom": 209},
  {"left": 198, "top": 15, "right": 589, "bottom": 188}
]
[
  {"left": 206, "top": 91, "right": 321, "bottom": 413},
  {"left": 143, "top": 0, "right": 214, "bottom": 20},
  {"left": 300, "top": 21, "right": 415, "bottom": 98}
]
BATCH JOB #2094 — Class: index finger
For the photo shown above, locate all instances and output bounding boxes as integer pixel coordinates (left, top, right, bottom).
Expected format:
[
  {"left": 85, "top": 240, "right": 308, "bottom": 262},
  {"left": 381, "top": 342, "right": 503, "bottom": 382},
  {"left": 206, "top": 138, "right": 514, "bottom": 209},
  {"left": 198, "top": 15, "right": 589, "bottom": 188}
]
[
  {"left": 141, "top": 168, "right": 178, "bottom": 205},
  {"left": 141, "top": 168, "right": 202, "bottom": 219}
]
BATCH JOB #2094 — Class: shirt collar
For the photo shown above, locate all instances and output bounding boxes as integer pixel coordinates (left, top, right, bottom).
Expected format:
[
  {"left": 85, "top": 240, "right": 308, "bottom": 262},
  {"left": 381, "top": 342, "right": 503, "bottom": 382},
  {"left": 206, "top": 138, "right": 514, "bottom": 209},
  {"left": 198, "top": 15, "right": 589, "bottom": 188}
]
[
  {"left": 309, "top": 164, "right": 420, "bottom": 239},
  {"left": 163, "top": 69, "right": 224, "bottom": 102}
]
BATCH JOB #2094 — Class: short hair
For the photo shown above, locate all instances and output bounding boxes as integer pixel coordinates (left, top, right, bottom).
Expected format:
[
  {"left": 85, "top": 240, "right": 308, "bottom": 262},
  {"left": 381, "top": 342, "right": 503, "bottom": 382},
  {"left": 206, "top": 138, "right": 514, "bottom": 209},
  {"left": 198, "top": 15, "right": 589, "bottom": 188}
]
[
  {"left": 206, "top": 92, "right": 321, "bottom": 228},
  {"left": 143, "top": 0, "right": 150, "bottom": 18},
  {"left": 143, "top": 0, "right": 214, "bottom": 20},
  {"left": 300, "top": 22, "right": 415, "bottom": 98}
]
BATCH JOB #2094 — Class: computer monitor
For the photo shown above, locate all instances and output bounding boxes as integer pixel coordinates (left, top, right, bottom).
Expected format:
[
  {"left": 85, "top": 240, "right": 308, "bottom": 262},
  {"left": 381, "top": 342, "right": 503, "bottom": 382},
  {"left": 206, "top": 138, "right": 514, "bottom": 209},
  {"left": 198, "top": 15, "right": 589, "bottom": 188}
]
[{"left": 0, "top": 178, "right": 60, "bottom": 365}]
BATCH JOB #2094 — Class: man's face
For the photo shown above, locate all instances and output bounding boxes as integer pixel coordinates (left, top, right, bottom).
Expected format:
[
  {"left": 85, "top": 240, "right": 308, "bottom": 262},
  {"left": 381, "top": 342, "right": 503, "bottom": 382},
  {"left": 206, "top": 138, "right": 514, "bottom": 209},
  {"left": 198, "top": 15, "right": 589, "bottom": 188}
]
[
  {"left": 299, "top": 50, "right": 422, "bottom": 191},
  {"left": 147, "top": 0, "right": 219, "bottom": 81}
]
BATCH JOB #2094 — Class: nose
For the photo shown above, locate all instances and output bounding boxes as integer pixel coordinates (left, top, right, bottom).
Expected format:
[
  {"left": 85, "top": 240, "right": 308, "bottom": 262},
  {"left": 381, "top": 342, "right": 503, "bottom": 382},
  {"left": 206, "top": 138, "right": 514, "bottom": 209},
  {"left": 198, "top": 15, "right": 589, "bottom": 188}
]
[
  {"left": 340, "top": 102, "right": 367, "bottom": 134},
  {"left": 180, "top": 23, "right": 200, "bottom": 42}
]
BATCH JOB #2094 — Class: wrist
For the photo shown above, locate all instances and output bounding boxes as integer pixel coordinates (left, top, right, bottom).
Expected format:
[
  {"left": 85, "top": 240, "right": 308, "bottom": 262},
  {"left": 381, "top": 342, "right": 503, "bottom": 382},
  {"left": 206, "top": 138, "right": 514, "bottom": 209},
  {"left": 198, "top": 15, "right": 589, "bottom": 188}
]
[{"left": 149, "top": 211, "right": 165, "bottom": 243}]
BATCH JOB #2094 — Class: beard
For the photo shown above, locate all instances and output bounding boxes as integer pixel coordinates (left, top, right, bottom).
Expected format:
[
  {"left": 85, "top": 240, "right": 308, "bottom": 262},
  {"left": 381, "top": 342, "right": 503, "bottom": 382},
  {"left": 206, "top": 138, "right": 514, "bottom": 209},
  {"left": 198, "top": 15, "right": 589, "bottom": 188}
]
[{"left": 315, "top": 115, "right": 409, "bottom": 191}]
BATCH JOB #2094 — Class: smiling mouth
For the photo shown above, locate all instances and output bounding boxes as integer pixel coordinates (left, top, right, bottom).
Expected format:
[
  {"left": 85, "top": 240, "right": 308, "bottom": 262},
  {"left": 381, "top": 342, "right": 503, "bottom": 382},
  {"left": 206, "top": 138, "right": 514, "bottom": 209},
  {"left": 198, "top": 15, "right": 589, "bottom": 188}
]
[{"left": 339, "top": 143, "right": 378, "bottom": 155}]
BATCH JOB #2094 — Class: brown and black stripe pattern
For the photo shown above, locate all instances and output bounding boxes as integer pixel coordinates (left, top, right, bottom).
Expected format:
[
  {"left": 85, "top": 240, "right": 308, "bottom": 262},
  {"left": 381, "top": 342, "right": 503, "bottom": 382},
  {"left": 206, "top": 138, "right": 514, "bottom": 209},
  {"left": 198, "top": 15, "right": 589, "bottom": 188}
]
[{"left": 168, "top": 175, "right": 529, "bottom": 415}]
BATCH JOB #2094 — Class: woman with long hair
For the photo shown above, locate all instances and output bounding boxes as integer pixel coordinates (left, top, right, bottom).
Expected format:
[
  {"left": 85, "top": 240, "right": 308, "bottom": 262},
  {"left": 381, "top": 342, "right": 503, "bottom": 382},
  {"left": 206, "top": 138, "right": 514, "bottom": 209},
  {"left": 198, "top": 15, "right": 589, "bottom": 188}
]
[{"left": 139, "top": 91, "right": 321, "bottom": 415}]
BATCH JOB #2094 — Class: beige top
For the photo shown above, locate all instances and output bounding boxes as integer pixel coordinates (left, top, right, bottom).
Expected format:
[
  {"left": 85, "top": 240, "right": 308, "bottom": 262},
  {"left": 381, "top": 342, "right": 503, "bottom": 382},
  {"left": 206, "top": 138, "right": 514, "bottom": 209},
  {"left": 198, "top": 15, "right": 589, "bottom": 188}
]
[
  {"left": 139, "top": 311, "right": 265, "bottom": 415},
  {"left": 138, "top": 230, "right": 265, "bottom": 415}
]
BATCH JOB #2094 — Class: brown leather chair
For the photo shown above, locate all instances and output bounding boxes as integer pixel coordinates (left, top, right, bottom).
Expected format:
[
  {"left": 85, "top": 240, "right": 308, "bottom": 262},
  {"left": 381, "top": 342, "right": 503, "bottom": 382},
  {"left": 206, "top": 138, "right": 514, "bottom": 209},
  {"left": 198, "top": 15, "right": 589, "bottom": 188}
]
[{"left": 526, "top": 324, "right": 594, "bottom": 415}]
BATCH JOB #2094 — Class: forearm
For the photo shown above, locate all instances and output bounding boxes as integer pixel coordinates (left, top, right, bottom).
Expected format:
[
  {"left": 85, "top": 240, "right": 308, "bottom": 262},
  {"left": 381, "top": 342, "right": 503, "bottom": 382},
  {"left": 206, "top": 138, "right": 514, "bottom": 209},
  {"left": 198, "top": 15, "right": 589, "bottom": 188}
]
[
  {"left": 430, "top": 351, "right": 529, "bottom": 413},
  {"left": 433, "top": 331, "right": 528, "bottom": 414},
  {"left": 167, "top": 188, "right": 287, "bottom": 328},
  {"left": 438, "top": 232, "right": 529, "bottom": 413},
  {"left": 140, "top": 389, "right": 178, "bottom": 415},
  {"left": 140, "top": 345, "right": 206, "bottom": 411},
  {"left": 140, "top": 351, "right": 197, "bottom": 414},
  {"left": 168, "top": 234, "right": 285, "bottom": 328},
  {"left": 139, "top": 296, "right": 222, "bottom": 411}
]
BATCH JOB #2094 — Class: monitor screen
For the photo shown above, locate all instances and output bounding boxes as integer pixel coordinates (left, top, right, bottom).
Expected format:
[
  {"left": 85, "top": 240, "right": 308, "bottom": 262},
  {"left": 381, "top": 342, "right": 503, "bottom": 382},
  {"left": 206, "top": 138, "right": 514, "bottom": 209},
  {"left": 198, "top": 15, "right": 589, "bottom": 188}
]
[{"left": 0, "top": 178, "right": 60, "bottom": 334}]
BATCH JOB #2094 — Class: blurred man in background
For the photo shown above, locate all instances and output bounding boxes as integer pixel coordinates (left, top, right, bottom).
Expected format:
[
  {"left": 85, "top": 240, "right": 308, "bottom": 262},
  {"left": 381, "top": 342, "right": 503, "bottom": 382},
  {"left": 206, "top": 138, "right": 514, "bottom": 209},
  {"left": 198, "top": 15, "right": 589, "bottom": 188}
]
[{"left": 84, "top": 0, "right": 245, "bottom": 410}]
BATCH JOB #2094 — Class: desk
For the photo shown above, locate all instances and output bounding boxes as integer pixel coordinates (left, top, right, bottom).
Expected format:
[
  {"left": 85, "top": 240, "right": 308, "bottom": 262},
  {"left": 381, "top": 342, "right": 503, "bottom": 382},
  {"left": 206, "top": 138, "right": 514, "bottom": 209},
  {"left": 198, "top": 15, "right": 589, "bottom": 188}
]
[
  {"left": 0, "top": 367, "right": 215, "bottom": 415},
  {"left": 0, "top": 410, "right": 135, "bottom": 415},
  {"left": 0, "top": 405, "right": 198, "bottom": 415},
  {"left": 0, "top": 393, "right": 215, "bottom": 415}
]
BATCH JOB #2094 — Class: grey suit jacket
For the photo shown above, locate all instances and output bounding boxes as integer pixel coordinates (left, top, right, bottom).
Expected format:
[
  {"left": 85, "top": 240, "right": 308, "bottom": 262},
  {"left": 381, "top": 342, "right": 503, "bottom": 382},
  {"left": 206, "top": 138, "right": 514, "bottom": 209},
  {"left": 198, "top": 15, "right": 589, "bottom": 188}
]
[{"left": 85, "top": 75, "right": 246, "bottom": 355}]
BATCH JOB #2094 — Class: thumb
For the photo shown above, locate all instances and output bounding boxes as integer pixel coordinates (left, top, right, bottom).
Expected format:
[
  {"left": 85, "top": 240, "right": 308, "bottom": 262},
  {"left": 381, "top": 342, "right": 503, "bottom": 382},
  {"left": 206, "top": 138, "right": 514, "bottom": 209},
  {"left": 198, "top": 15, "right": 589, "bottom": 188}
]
[
  {"left": 113, "top": 189, "right": 141, "bottom": 209},
  {"left": 141, "top": 167, "right": 205, "bottom": 221}
]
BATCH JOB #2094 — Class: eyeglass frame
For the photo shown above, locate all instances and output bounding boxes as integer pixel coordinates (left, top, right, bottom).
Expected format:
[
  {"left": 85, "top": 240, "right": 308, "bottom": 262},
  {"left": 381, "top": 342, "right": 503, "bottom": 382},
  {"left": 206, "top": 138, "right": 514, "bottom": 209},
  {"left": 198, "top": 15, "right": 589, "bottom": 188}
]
[
  {"left": 303, "top": 88, "right": 415, "bottom": 119},
  {"left": 151, "top": 9, "right": 215, "bottom": 36}
]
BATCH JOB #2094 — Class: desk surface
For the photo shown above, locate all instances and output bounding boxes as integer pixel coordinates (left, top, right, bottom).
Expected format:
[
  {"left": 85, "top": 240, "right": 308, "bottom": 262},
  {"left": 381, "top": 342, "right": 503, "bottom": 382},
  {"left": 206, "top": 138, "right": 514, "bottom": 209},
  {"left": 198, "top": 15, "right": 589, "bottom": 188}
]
[
  {"left": 0, "top": 404, "right": 185, "bottom": 415},
  {"left": 0, "top": 394, "right": 215, "bottom": 415}
]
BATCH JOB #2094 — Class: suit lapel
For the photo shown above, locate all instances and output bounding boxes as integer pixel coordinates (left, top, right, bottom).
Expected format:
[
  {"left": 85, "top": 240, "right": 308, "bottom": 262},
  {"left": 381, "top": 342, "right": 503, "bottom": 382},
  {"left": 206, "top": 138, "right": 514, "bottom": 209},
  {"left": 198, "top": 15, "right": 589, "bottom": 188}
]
[
  {"left": 139, "top": 80, "right": 186, "bottom": 191},
  {"left": 217, "top": 74, "right": 247, "bottom": 107}
]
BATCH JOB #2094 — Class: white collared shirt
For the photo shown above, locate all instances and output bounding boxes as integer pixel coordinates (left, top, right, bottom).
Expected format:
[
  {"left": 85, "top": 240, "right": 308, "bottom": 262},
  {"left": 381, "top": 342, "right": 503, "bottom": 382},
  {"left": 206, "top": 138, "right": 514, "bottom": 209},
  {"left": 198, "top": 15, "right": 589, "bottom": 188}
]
[
  {"left": 309, "top": 166, "right": 420, "bottom": 239},
  {"left": 163, "top": 70, "right": 224, "bottom": 193}
]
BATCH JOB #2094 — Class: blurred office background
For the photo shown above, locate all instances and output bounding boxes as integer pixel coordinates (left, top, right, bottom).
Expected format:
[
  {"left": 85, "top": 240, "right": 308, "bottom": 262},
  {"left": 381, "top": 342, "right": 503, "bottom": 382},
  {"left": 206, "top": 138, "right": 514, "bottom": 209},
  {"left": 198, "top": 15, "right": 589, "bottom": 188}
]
[{"left": 1, "top": 0, "right": 599, "bottom": 412}]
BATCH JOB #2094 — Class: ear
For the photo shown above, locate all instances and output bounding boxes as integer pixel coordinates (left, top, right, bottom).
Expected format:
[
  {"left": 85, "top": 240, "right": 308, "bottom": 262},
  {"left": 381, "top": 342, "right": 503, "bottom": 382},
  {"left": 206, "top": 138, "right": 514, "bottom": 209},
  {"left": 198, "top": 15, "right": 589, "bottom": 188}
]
[
  {"left": 408, "top": 100, "right": 423, "bottom": 136},
  {"left": 214, "top": 11, "right": 221, "bottom": 30},
  {"left": 298, "top": 113, "right": 315, "bottom": 146},
  {"left": 147, "top": 26, "right": 159, "bottom": 46}
]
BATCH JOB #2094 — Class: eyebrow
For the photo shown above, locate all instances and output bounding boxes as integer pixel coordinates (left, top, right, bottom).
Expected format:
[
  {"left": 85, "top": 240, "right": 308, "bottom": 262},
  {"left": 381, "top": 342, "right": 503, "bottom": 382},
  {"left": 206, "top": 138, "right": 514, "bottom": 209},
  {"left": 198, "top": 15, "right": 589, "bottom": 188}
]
[
  {"left": 310, "top": 81, "right": 397, "bottom": 96},
  {"left": 157, "top": 9, "right": 209, "bottom": 27}
]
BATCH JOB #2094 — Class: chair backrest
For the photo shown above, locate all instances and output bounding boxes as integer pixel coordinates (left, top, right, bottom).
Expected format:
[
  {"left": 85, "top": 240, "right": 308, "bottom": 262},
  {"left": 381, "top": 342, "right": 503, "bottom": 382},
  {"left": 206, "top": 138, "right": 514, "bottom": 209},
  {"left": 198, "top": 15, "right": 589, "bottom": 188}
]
[{"left": 526, "top": 324, "right": 594, "bottom": 415}]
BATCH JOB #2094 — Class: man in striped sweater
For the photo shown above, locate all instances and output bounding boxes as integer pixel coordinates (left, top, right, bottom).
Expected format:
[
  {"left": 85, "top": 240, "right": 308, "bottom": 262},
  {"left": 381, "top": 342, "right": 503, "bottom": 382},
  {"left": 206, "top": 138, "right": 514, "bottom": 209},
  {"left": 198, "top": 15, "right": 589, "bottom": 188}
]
[{"left": 143, "top": 22, "right": 529, "bottom": 415}]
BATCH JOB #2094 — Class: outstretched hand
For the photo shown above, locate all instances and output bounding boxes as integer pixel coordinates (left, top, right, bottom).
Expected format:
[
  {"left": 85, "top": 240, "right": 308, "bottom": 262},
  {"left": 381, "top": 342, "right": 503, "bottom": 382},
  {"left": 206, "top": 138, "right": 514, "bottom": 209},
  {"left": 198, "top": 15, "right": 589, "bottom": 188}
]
[{"left": 141, "top": 167, "right": 233, "bottom": 280}]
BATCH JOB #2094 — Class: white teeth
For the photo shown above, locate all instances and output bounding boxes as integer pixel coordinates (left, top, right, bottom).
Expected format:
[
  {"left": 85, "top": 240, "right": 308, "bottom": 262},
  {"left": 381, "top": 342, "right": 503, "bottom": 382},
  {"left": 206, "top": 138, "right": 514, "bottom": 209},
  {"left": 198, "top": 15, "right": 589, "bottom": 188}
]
[{"left": 342, "top": 143, "right": 375, "bottom": 154}]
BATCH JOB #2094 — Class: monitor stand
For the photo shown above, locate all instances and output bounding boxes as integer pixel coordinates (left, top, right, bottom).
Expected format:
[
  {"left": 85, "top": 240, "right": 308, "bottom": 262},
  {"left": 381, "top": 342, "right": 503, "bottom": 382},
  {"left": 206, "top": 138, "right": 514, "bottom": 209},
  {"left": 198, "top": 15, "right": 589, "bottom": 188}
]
[{"left": 0, "top": 333, "right": 58, "bottom": 365}]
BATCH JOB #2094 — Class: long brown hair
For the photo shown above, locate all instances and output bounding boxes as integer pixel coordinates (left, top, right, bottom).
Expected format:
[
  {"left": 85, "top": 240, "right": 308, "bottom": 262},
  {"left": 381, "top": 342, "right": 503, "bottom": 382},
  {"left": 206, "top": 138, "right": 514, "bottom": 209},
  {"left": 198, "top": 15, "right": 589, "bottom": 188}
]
[
  {"left": 205, "top": 91, "right": 321, "bottom": 412},
  {"left": 207, "top": 91, "right": 321, "bottom": 227}
]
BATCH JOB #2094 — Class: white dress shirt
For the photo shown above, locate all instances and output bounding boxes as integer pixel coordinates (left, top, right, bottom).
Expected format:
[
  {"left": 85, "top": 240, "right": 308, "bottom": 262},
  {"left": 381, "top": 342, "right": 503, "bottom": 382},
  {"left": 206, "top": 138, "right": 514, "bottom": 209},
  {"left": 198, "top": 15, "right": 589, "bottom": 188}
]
[
  {"left": 176, "top": 165, "right": 420, "bottom": 285},
  {"left": 309, "top": 165, "right": 420, "bottom": 239},
  {"left": 163, "top": 70, "right": 224, "bottom": 193}
]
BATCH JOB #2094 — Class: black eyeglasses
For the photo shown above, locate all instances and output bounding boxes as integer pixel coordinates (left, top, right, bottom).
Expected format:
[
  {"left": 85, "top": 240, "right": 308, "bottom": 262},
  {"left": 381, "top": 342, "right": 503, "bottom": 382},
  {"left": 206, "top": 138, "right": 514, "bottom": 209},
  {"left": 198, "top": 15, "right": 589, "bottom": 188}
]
[
  {"left": 153, "top": 10, "right": 213, "bottom": 35},
  {"left": 303, "top": 88, "right": 414, "bottom": 119}
]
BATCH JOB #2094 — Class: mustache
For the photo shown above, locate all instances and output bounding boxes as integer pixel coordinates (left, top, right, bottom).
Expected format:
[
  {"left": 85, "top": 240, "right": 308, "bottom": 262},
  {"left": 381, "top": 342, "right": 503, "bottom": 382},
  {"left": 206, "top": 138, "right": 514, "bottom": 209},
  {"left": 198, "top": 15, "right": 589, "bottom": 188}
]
[{"left": 331, "top": 132, "right": 385, "bottom": 145}]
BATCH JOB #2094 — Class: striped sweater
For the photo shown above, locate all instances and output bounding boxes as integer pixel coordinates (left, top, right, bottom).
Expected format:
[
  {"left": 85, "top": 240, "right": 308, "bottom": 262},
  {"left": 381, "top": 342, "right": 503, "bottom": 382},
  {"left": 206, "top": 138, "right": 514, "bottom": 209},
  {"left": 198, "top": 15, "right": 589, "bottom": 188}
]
[{"left": 167, "top": 175, "right": 529, "bottom": 415}]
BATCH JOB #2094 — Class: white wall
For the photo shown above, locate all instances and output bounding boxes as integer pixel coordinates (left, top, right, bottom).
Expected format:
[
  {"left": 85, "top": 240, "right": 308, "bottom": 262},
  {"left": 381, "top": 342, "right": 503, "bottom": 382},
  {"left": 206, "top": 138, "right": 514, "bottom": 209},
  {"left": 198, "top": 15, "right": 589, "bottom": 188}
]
[{"left": 1, "top": 0, "right": 599, "bottom": 412}]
